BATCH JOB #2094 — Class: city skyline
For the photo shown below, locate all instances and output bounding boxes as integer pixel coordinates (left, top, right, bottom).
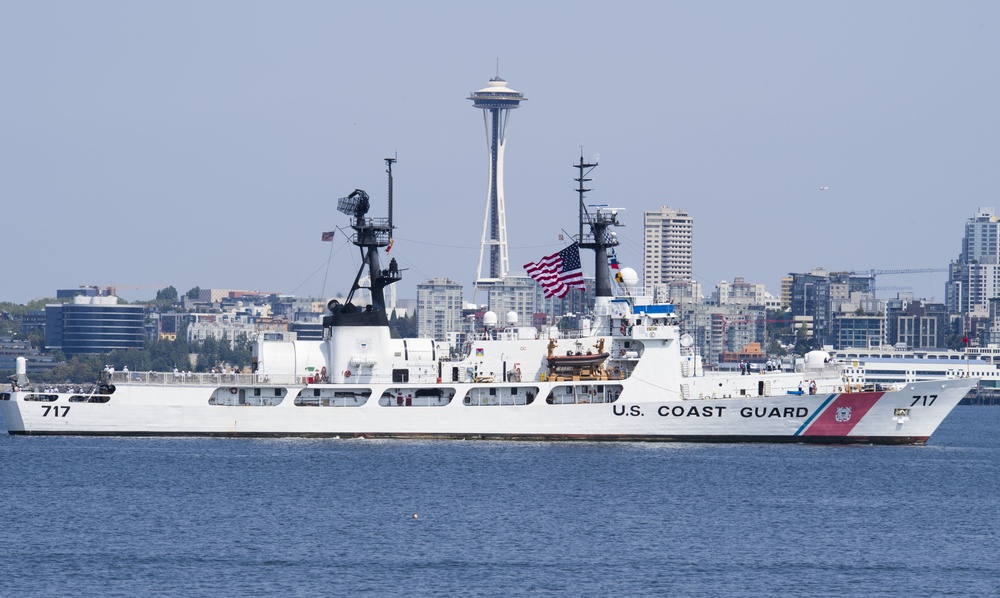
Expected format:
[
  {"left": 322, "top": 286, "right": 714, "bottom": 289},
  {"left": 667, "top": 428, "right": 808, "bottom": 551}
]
[{"left": 3, "top": 2, "right": 998, "bottom": 304}]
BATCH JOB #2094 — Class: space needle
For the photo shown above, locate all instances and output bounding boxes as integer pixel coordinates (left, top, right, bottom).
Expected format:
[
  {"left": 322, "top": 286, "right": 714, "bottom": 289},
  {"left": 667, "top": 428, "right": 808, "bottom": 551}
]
[{"left": 468, "top": 75, "right": 525, "bottom": 285}]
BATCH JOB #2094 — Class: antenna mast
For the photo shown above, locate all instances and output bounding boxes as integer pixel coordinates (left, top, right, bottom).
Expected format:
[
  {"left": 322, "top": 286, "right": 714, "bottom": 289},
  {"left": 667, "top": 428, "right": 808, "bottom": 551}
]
[{"left": 574, "top": 152, "right": 622, "bottom": 298}]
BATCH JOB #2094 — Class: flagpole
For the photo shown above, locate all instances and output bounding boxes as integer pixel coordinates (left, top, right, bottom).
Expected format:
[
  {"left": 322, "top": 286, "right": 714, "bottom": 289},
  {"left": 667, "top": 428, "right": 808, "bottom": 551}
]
[{"left": 966, "top": 337, "right": 970, "bottom": 378}]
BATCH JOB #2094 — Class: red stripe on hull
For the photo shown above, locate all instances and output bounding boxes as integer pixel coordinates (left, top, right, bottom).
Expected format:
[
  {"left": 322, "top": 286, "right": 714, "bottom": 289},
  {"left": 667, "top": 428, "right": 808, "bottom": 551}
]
[{"left": 800, "top": 392, "right": 884, "bottom": 436}]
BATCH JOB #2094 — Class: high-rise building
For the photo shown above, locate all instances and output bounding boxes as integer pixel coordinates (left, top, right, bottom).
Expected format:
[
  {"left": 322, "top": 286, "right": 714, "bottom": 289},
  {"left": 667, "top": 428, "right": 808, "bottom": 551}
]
[
  {"left": 790, "top": 269, "right": 871, "bottom": 346},
  {"left": 715, "top": 276, "right": 767, "bottom": 306},
  {"left": 486, "top": 276, "right": 537, "bottom": 328},
  {"left": 643, "top": 206, "right": 693, "bottom": 292},
  {"left": 960, "top": 207, "right": 1000, "bottom": 262},
  {"left": 469, "top": 76, "right": 525, "bottom": 284},
  {"left": 779, "top": 276, "right": 793, "bottom": 311},
  {"left": 416, "top": 278, "right": 464, "bottom": 342},
  {"left": 948, "top": 207, "right": 1000, "bottom": 315}
]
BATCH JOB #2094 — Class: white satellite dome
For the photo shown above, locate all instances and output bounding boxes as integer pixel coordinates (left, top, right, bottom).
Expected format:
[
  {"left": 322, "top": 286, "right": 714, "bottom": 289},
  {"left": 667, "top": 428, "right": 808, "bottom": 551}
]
[
  {"left": 506, "top": 311, "right": 518, "bottom": 326},
  {"left": 483, "top": 311, "right": 498, "bottom": 327},
  {"left": 619, "top": 267, "right": 639, "bottom": 290},
  {"left": 804, "top": 350, "right": 831, "bottom": 367}
]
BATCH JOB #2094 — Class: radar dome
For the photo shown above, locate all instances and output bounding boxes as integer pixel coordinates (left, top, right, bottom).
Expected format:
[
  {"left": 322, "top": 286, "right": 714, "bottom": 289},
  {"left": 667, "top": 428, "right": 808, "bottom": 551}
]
[
  {"left": 804, "top": 350, "right": 831, "bottom": 367},
  {"left": 506, "top": 311, "right": 518, "bottom": 326},
  {"left": 619, "top": 267, "right": 639, "bottom": 289},
  {"left": 483, "top": 311, "right": 498, "bottom": 327}
]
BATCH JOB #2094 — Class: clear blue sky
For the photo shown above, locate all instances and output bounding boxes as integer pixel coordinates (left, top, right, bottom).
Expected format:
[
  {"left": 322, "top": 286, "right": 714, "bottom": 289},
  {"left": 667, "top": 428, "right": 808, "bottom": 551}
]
[{"left": 2, "top": 1, "right": 997, "bottom": 304}]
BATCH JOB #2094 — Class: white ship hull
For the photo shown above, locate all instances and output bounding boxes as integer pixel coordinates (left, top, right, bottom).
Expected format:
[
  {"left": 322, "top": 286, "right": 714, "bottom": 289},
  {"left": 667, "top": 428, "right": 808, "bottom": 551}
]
[{"left": 0, "top": 376, "right": 972, "bottom": 444}]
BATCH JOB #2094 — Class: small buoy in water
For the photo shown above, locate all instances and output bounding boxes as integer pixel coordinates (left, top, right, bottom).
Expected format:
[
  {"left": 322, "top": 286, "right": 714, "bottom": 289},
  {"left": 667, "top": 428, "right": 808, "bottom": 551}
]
[{"left": 412, "top": 513, "right": 419, "bottom": 519}]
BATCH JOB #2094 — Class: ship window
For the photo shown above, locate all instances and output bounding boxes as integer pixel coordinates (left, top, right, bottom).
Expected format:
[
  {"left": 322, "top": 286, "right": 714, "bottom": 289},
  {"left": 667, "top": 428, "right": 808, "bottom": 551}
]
[
  {"left": 69, "top": 395, "right": 111, "bottom": 403},
  {"left": 546, "top": 384, "right": 624, "bottom": 405},
  {"left": 463, "top": 386, "right": 540, "bottom": 406},
  {"left": 294, "top": 388, "right": 371, "bottom": 407},
  {"left": 24, "top": 394, "right": 58, "bottom": 402},
  {"left": 378, "top": 388, "right": 454, "bottom": 407},
  {"left": 210, "top": 387, "right": 287, "bottom": 406}
]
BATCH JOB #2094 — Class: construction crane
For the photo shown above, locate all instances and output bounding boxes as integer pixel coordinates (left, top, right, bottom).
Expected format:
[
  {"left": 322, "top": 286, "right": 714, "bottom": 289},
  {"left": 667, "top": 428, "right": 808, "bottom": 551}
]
[{"left": 848, "top": 268, "right": 948, "bottom": 294}]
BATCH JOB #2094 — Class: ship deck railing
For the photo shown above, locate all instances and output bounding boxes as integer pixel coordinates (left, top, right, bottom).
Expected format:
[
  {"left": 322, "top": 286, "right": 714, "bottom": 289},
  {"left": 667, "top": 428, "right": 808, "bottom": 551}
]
[
  {"left": 796, "top": 363, "right": 844, "bottom": 377},
  {"left": 108, "top": 371, "right": 305, "bottom": 387}
]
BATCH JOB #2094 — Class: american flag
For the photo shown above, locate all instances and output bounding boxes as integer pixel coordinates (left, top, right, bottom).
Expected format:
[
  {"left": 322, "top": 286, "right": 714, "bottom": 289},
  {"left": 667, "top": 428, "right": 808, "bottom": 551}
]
[{"left": 524, "top": 242, "right": 585, "bottom": 298}]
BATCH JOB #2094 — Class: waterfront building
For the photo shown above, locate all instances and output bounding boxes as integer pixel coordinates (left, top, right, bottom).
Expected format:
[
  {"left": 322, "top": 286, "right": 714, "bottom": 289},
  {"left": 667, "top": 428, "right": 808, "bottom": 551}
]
[
  {"left": 643, "top": 206, "right": 693, "bottom": 292},
  {"left": 44, "top": 296, "right": 145, "bottom": 357}
]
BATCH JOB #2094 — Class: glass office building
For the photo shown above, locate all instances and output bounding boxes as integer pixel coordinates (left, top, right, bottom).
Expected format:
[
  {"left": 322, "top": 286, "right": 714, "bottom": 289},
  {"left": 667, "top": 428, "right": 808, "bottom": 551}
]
[{"left": 45, "top": 297, "right": 145, "bottom": 357}]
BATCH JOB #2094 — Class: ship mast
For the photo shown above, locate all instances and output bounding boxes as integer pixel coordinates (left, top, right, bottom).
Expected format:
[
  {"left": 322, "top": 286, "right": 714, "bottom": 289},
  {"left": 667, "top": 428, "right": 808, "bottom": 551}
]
[
  {"left": 574, "top": 153, "right": 622, "bottom": 299},
  {"left": 331, "top": 160, "right": 401, "bottom": 327}
]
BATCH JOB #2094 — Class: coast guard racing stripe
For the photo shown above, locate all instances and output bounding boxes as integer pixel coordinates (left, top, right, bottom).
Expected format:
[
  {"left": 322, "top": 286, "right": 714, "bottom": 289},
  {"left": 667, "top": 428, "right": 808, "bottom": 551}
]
[{"left": 799, "top": 392, "right": 885, "bottom": 437}]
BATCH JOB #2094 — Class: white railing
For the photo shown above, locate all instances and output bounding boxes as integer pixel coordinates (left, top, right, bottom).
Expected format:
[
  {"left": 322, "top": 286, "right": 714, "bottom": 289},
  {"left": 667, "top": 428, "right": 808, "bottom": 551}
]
[{"left": 110, "top": 371, "right": 304, "bottom": 386}]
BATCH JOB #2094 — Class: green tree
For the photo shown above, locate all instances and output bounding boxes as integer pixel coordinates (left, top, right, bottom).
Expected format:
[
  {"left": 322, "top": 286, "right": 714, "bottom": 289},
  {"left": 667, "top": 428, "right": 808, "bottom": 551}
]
[
  {"left": 0, "top": 302, "right": 27, "bottom": 337},
  {"left": 26, "top": 297, "right": 64, "bottom": 310},
  {"left": 156, "top": 286, "right": 179, "bottom": 303},
  {"left": 388, "top": 310, "right": 417, "bottom": 338},
  {"left": 793, "top": 323, "right": 816, "bottom": 355},
  {"left": 200, "top": 335, "right": 221, "bottom": 371}
]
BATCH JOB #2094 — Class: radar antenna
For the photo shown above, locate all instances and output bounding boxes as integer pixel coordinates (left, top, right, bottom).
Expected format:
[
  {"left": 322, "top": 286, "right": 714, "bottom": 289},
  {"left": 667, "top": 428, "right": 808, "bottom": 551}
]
[{"left": 337, "top": 189, "right": 370, "bottom": 221}]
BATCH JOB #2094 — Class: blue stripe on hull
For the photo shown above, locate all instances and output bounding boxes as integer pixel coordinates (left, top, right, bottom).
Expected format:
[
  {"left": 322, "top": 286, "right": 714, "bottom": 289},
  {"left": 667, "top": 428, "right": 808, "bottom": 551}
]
[{"left": 794, "top": 394, "right": 837, "bottom": 436}]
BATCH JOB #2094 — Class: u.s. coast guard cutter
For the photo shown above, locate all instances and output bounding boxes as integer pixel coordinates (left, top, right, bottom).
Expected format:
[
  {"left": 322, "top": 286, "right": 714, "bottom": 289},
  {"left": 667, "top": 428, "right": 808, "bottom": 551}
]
[{"left": 0, "top": 160, "right": 975, "bottom": 443}]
